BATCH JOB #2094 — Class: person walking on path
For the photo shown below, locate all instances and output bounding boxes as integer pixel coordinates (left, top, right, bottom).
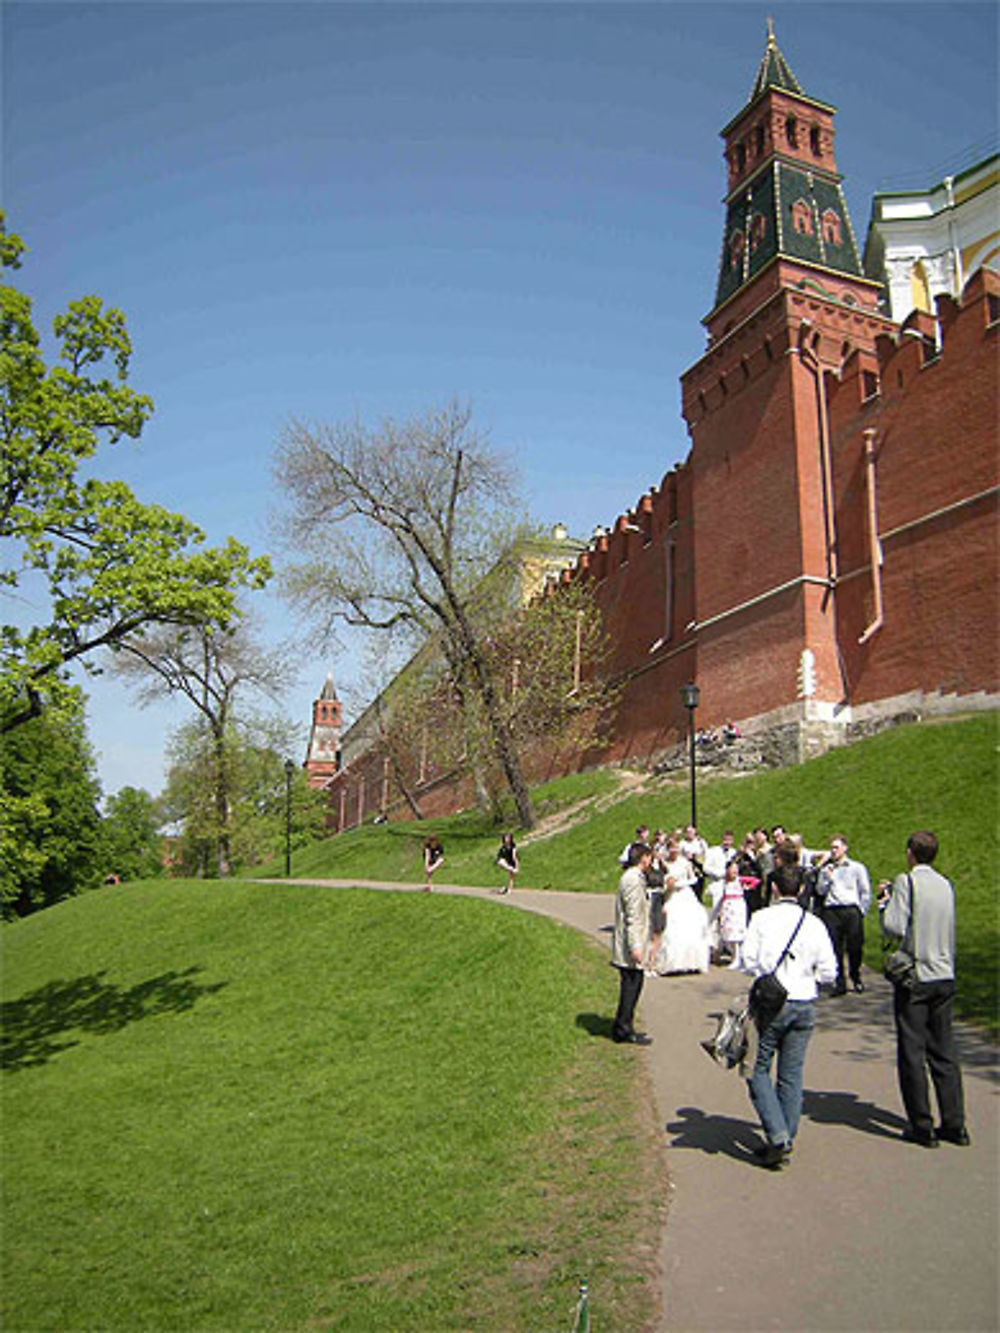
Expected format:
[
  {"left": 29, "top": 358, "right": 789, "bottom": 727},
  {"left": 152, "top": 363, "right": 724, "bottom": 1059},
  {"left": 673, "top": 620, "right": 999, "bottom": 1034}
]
[
  {"left": 878, "top": 830, "right": 969, "bottom": 1149},
  {"left": 741, "top": 873, "right": 837, "bottom": 1168},
  {"left": 422, "top": 836, "right": 444, "bottom": 891},
  {"left": 611, "top": 842, "right": 652, "bottom": 1045},
  {"left": 816, "top": 834, "right": 871, "bottom": 993},
  {"left": 495, "top": 833, "right": 519, "bottom": 895}
]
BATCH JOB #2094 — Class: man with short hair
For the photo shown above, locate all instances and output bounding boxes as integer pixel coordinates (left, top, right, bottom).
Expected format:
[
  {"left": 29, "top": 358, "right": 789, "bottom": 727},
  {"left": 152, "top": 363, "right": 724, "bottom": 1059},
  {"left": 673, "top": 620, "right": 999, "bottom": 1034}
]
[
  {"left": 611, "top": 843, "right": 652, "bottom": 1045},
  {"left": 816, "top": 835, "right": 871, "bottom": 994},
  {"left": 742, "top": 869, "right": 838, "bottom": 1167},
  {"left": 619, "top": 825, "right": 650, "bottom": 868},
  {"left": 878, "top": 831, "right": 968, "bottom": 1148}
]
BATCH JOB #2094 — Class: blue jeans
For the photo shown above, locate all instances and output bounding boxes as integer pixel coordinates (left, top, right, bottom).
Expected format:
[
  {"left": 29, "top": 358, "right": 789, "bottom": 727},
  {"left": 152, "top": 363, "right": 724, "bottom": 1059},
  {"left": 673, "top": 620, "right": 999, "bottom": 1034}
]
[{"left": 747, "top": 1001, "right": 815, "bottom": 1147}]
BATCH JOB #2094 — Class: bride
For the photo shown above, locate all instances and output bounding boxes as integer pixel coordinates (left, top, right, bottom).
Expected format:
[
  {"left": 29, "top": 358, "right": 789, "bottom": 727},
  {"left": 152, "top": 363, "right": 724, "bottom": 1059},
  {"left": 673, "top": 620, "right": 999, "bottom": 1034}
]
[{"left": 655, "top": 836, "right": 711, "bottom": 974}]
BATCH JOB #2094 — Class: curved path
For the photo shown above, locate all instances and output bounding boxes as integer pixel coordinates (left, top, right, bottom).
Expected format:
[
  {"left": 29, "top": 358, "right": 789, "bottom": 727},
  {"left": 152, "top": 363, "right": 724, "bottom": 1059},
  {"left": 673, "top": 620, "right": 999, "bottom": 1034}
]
[{"left": 271, "top": 877, "right": 999, "bottom": 1332}]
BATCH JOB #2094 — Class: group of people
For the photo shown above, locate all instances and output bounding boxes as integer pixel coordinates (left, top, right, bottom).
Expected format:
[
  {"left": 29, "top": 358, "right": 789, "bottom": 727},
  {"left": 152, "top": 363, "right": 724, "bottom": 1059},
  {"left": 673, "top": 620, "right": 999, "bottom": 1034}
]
[
  {"left": 420, "top": 832, "right": 521, "bottom": 894},
  {"left": 612, "top": 821, "right": 968, "bottom": 1168}
]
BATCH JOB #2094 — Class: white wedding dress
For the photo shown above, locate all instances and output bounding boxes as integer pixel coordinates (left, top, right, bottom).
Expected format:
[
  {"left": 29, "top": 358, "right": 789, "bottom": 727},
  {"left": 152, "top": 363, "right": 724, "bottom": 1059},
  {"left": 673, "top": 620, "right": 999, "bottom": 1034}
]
[{"left": 656, "top": 866, "right": 711, "bottom": 974}]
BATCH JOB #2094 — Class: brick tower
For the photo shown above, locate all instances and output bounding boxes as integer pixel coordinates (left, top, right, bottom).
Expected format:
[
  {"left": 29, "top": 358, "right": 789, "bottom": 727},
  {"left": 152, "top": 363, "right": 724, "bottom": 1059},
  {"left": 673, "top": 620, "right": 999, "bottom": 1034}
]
[
  {"left": 680, "top": 21, "right": 897, "bottom": 751},
  {"left": 304, "top": 673, "right": 343, "bottom": 788}
]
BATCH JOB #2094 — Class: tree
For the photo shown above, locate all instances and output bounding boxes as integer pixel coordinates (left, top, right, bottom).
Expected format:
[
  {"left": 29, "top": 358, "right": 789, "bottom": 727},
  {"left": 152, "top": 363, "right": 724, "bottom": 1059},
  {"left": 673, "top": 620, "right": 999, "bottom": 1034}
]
[
  {"left": 0, "top": 688, "right": 105, "bottom": 916},
  {"left": 111, "top": 618, "right": 293, "bottom": 876},
  {"left": 102, "top": 786, "right": 164, "bottom": 882},
  {"left": 0, "top": 213, "right": 270, "bottom": 733},
  {"left": 160, "top": 720, "right": 326, "bottom": 876},
  {"left": 274, "top": 402, "right": 539, "bottom": 828}
]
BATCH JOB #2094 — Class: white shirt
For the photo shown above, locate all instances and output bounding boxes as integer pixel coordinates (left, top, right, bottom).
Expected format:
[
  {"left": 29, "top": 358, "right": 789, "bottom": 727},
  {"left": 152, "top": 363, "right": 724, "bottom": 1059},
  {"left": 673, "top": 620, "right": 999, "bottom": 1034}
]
[
  {"left": 680, "top": 836, "right": 707, "bottom": 865},
  {"left": 818, "top": 856, "right": 872, "bottom": 913},
  {"left": 742, "top": 899, "right": 838, "bottom": 1000},
  {"left": 703, "top": 844, "right": 736, "bottom": 881}
]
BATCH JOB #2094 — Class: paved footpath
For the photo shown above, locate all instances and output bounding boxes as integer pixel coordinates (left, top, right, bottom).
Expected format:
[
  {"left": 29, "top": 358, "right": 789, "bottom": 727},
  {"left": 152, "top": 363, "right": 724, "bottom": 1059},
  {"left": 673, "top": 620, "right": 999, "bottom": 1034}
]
[{"left": 274, "top": 878, "right": 999, "bottom": 1333}]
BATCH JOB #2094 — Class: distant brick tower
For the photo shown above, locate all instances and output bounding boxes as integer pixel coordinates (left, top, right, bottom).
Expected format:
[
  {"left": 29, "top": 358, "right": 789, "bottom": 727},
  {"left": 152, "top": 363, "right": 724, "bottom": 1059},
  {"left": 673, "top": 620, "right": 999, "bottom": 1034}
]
[
  {"left": 680, "top": 22, "right": 897, "bottom": 750},
  {"left": 304, "top": 673, "right": 343, "bottom": 788}
]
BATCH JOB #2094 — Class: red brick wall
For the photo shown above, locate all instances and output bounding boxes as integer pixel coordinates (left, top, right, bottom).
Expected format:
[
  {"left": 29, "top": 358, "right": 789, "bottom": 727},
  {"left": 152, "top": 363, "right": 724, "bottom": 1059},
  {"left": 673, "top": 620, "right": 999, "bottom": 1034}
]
[{"left": 828, "top": 269, "right": 999, "bottom": 703}]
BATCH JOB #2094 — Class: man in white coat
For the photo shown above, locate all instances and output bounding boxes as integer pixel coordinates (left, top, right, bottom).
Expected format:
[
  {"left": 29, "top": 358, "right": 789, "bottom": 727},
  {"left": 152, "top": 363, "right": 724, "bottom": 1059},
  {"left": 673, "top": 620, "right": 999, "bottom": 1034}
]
[{"left": 611, "top": 842, "right": 652, "bottom": 1045}]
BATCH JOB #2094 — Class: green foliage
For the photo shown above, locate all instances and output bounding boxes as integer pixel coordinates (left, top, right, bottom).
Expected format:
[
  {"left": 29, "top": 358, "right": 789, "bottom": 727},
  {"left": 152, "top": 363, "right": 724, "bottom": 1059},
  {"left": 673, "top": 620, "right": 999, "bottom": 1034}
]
[
  {"left": 2, "top": 881, "right": 662, "bottom": 1331},
  {"left": 101, "top": 786, "right": 164, "bottom": 882},
  {"left": 0, "top": 213, "right": 271, "bottom": 732},
  {"left": 0, "top": 690, "right": 105, "bottom": 915},
  {"left": 161, "top": 721, "right": 327, "bottom": 876}
]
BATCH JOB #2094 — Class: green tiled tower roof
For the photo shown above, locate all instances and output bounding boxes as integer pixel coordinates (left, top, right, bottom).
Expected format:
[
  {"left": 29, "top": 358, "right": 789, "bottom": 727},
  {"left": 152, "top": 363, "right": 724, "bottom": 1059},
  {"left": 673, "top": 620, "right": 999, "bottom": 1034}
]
[{"left": 749, "top": 17, "right": 804, "bottom": 100}]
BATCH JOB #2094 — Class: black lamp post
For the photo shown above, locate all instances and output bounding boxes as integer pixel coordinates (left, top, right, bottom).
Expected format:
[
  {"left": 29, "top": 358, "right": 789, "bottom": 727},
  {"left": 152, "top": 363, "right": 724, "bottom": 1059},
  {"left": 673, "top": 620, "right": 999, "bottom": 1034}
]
[
  {"left": 680, "top": 683, "right": 700, "bottom": 829},
  {"left": 284, "top": 758, "right": 295, "bottom": 878}
]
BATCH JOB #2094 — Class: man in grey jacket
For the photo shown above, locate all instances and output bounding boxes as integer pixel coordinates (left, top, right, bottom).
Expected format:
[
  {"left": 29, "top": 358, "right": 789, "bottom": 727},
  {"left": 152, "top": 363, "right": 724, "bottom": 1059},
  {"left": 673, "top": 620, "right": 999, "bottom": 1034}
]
[
  {"left": 611, "top": 842, "right": 652, "bottom": 1045},
  {"left": 878, "top": 830, "right": 968, "bottom": 1148}
]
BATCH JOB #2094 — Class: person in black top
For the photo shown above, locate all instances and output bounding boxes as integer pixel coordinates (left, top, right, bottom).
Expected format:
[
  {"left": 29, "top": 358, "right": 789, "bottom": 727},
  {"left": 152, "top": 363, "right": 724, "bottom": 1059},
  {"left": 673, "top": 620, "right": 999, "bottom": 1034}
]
[{"left": 496, "top": 833, "right": 519, "bottom": 894}]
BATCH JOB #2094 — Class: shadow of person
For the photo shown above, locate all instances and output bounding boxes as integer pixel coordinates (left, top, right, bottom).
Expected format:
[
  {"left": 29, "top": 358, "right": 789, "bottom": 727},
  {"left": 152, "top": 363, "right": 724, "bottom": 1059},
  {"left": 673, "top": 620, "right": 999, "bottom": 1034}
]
[
  {"left": 575, "top": 1012, "right": 616, "bottom": 1040},
  {"left": 801, "top": 1087, "right": 906, "bottom": 1139},
  {"left": 666, "top": 1105, "right": 762, "bottom": 1163}
]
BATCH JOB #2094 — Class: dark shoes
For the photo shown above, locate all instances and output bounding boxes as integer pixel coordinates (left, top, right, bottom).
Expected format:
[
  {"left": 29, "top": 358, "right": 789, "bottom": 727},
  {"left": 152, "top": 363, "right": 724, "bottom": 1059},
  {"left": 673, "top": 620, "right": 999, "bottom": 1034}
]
[
  {"left": 831, "top": 984, "right": 847, "bottom": 997},
  {"left": 852, "top": 978, "right": 865, "bottom": 993},
  {"left": 612, "top": 1031, "right": 652, "bottom": 1046},
  {"left": 937, "top": 1125, "right": 971, "bottom": 1146},
  {"left": 902, "top": 1126, "right": 939, "bottom": 1148},
  {"left": 753, "top": 1141, "right": 791, "bottom": 1169}
]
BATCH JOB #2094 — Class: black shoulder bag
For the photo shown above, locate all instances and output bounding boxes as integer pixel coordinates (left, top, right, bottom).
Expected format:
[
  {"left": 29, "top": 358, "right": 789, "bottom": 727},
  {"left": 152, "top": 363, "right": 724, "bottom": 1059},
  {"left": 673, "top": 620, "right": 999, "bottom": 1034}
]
[{"left": 748, "top": 908, "right": 806, "bottom": 1032}]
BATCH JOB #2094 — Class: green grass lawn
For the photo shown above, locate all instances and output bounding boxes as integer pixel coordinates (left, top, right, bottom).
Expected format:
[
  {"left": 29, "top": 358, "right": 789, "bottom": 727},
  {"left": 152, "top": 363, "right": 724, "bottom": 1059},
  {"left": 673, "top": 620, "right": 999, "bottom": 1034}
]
[
  {"left": 256, "top": 715, "right": 998, "bottom": 1029},
  {"left": 2, "top": 880, "right": 664, "bottom": 1332}
]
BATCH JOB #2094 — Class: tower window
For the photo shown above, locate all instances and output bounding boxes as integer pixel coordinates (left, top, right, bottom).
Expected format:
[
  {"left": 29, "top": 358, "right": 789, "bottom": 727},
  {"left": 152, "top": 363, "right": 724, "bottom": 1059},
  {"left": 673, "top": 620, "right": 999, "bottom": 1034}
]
[
  {"left": 791, "top": 199, "right": 813, "bottom": 235},
  {"left": 862, "top": 370, "right": 879, "bottom": 400},
  {"left": 729, "top": 230, "right": 745, "bottom": 269},
  {"left": 785, "top": 116, "right": 799, "bottom": 149},
  {"left": 810, "top": 125, "right": 822, "bottom": 156},
  {"left": 822, "top": 209, "right": 842, "bottom": 246},
  {"left": 754, "top": 125, "right": 765, "bottom": 157},
  {"left": 749, "top": 212, "right": 767, "bottom": 252},
  {"left": 735, "top": 141, "right": 746, "bottom": 172}
]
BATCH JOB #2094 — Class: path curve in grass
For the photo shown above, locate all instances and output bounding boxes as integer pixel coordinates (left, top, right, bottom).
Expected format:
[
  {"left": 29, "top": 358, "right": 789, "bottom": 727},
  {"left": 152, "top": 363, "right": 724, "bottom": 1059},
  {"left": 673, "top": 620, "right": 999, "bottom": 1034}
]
[{"left": 261, "top": 877, "right": 1000, "bottom": 1333}]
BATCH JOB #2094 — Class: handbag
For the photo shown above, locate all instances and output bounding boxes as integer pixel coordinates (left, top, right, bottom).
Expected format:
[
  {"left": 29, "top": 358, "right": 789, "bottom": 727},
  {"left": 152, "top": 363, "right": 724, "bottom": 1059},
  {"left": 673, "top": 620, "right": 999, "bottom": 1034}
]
[
  {"left": 748, "top": 908, "right": 806, "bottom": 1032},
  {"left": 883, "top": 874, "right": 917, "bottom": 989},
  {"left": 701, "top": 1004, "right": 751, "bottom": 1071}
]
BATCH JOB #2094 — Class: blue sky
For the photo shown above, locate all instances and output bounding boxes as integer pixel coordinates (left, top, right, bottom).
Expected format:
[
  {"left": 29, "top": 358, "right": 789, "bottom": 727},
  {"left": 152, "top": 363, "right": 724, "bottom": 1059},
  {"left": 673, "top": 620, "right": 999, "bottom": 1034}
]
[{"left": 4, "top": 1, "right": 997, "bottom": 797}]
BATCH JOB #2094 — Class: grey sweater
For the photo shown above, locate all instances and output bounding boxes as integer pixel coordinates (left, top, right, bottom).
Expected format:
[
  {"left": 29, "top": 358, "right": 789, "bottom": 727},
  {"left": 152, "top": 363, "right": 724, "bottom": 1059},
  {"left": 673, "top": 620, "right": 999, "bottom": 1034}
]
[{"left": 881, "top": 864, "right": 957, "bottom": 983}]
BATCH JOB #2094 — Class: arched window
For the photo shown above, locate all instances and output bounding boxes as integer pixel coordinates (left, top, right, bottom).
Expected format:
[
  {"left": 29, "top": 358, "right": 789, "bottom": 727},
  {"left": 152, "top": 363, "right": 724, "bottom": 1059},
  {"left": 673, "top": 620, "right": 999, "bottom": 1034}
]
[
  {"left": 754, "top": 125, "right": 765, "bottom": 158},
  {"left": 735, "top": 141, "right": 747, "bottom": 172},
  {"left": 822, "top": 209, "right": 842, "bottom": 246},
  {"left": 729, "top": 230, "right": 745, "bottom": 269},
  {"left": 785, "top": 116, "right": 798, "bottom": 149},
  {"left": 810, "top": 125, "right": 822, "bottom": 156},
  {"left": 791, "top": 199, "right": 813, "bottom": 235},
  {"left": 749, "top": 212, "right": 767, "bottom": 252}
]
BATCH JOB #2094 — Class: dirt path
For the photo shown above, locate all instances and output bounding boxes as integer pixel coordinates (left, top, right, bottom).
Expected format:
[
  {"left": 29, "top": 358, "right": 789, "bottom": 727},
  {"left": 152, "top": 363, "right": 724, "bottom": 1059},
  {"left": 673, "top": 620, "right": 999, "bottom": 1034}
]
[{"left": 269, "top": 877, "right": 999, "bottom": 1332}]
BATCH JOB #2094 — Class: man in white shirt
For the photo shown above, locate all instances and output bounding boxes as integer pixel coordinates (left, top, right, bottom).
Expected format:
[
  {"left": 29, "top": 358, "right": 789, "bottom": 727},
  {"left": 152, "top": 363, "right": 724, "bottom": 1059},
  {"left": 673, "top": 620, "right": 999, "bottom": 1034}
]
[
  {"left": 816, "top": 834, "right": 872, "bottom": 994},
  {"left": 878, "top": 830, "right": 968, "bottom": 1148},
  {"left": 611, "top": 843, "right": 652, "bottom": 1045},
  {"left": 741, "top": 874, "right": 838, "bottom": 1167}
]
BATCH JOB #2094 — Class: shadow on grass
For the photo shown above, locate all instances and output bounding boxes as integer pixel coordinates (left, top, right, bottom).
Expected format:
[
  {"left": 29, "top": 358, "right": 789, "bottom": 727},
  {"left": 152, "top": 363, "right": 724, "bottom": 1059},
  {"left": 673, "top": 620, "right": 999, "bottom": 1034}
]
[
  {"left": 1, "top": 967, "right": 228, "bottom": 1072},
  {"left": 576, "top": 1011, "right": 615, "bottom": 1040}
]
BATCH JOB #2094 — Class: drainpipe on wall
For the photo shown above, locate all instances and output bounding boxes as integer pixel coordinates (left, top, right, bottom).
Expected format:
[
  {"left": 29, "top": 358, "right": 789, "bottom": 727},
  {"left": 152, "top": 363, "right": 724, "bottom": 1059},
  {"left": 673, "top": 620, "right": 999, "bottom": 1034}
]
[
  {"left": 858, "top": 427, "right": 885, "bottom": 645},
  {"left": 795, "top": 321, "right": 851, "bottom": 705}
]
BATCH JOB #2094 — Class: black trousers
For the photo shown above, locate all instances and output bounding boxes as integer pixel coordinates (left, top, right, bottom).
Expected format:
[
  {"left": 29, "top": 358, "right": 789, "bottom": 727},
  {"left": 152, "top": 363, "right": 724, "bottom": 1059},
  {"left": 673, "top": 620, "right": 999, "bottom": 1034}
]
[
  {"left": 822, "top": 904, "right": 864, "bottom": 987},
  {"left": 893, "top": 979, "right": 965, "bottom": 1134},
  {"left": 613, "top": 966, "right": 644, "bottom": 1042}
]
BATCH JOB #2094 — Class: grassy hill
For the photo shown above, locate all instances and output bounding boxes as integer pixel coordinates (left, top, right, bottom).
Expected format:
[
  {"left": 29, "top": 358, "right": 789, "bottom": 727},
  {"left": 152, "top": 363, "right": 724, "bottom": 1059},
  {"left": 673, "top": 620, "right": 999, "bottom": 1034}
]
[
  {"left": 1, "top": 880, "right": 663, "bottom": 1332},
  {"left": 255, "top": 714, "right": 999, "bottom": 1028}
]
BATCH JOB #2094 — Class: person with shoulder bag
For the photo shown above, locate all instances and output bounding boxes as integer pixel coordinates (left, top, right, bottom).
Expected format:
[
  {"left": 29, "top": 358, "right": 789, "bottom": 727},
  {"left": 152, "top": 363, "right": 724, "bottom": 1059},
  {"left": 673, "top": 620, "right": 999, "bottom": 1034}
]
[
  {"left": 878, "top": 830, "right": 969, "bottom": 1149},
  {"left": 740, "top": 871, "right": 837, "bottom": 1168}
]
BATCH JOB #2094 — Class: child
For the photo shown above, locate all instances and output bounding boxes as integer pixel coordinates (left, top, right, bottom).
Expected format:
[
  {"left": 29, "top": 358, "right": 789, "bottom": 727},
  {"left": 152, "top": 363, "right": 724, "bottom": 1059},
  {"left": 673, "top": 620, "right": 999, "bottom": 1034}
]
[{"left": 715, "top": 859, "right": 752, "bottom": 969}]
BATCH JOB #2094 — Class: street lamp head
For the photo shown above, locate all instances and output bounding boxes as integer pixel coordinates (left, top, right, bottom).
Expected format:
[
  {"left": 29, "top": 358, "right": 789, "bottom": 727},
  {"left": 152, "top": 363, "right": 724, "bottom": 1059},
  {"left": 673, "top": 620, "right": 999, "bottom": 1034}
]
[
  {"left": 284, "top": 758, "right": 295, "bottom": 778},
  {"left": 681, "top": 682, "right": 700, "bottom": 711}
]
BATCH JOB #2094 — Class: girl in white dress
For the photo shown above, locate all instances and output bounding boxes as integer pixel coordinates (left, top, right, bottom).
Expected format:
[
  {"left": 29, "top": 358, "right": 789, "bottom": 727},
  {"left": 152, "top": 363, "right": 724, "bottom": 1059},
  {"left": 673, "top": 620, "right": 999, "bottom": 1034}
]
[
  {"left": 655, "top": 838, "right": 711, "bottom": 974},
  {"left": 713, "top": 858, "right": 750, "bottom": 968}
]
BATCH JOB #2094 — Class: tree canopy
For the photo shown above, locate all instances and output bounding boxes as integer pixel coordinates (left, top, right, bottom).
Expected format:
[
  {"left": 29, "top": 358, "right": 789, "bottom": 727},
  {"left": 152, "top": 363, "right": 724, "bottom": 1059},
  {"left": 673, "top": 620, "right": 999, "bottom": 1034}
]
[{"left": 0, "top": 213, "right": 271, "bottom": 733}]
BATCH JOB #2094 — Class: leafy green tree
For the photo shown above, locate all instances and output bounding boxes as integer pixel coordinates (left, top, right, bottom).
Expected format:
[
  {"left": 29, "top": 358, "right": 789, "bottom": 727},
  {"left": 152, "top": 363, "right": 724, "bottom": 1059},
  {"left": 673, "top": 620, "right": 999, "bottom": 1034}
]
[
  {"left": 0, "top": 689, "right": 105, "bottom": 916},
  {"left": 112, "top": 618, "right": 293, "bottom": 876},
  {"left": 160, "top": 719, "right": 326, "bottom": 877},
  {"left": 0, "top": 213, "right": 271, "bottom": 733},
  {"left": 102, "top": 786, "right": 164, "bottom": 882}
]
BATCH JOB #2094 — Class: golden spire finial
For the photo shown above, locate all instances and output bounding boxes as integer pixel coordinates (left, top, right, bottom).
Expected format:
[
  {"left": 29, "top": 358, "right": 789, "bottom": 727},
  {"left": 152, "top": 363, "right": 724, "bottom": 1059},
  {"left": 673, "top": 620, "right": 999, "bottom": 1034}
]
[{"left": 766, "top": 15, "right": 776, "bottom": 47}]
